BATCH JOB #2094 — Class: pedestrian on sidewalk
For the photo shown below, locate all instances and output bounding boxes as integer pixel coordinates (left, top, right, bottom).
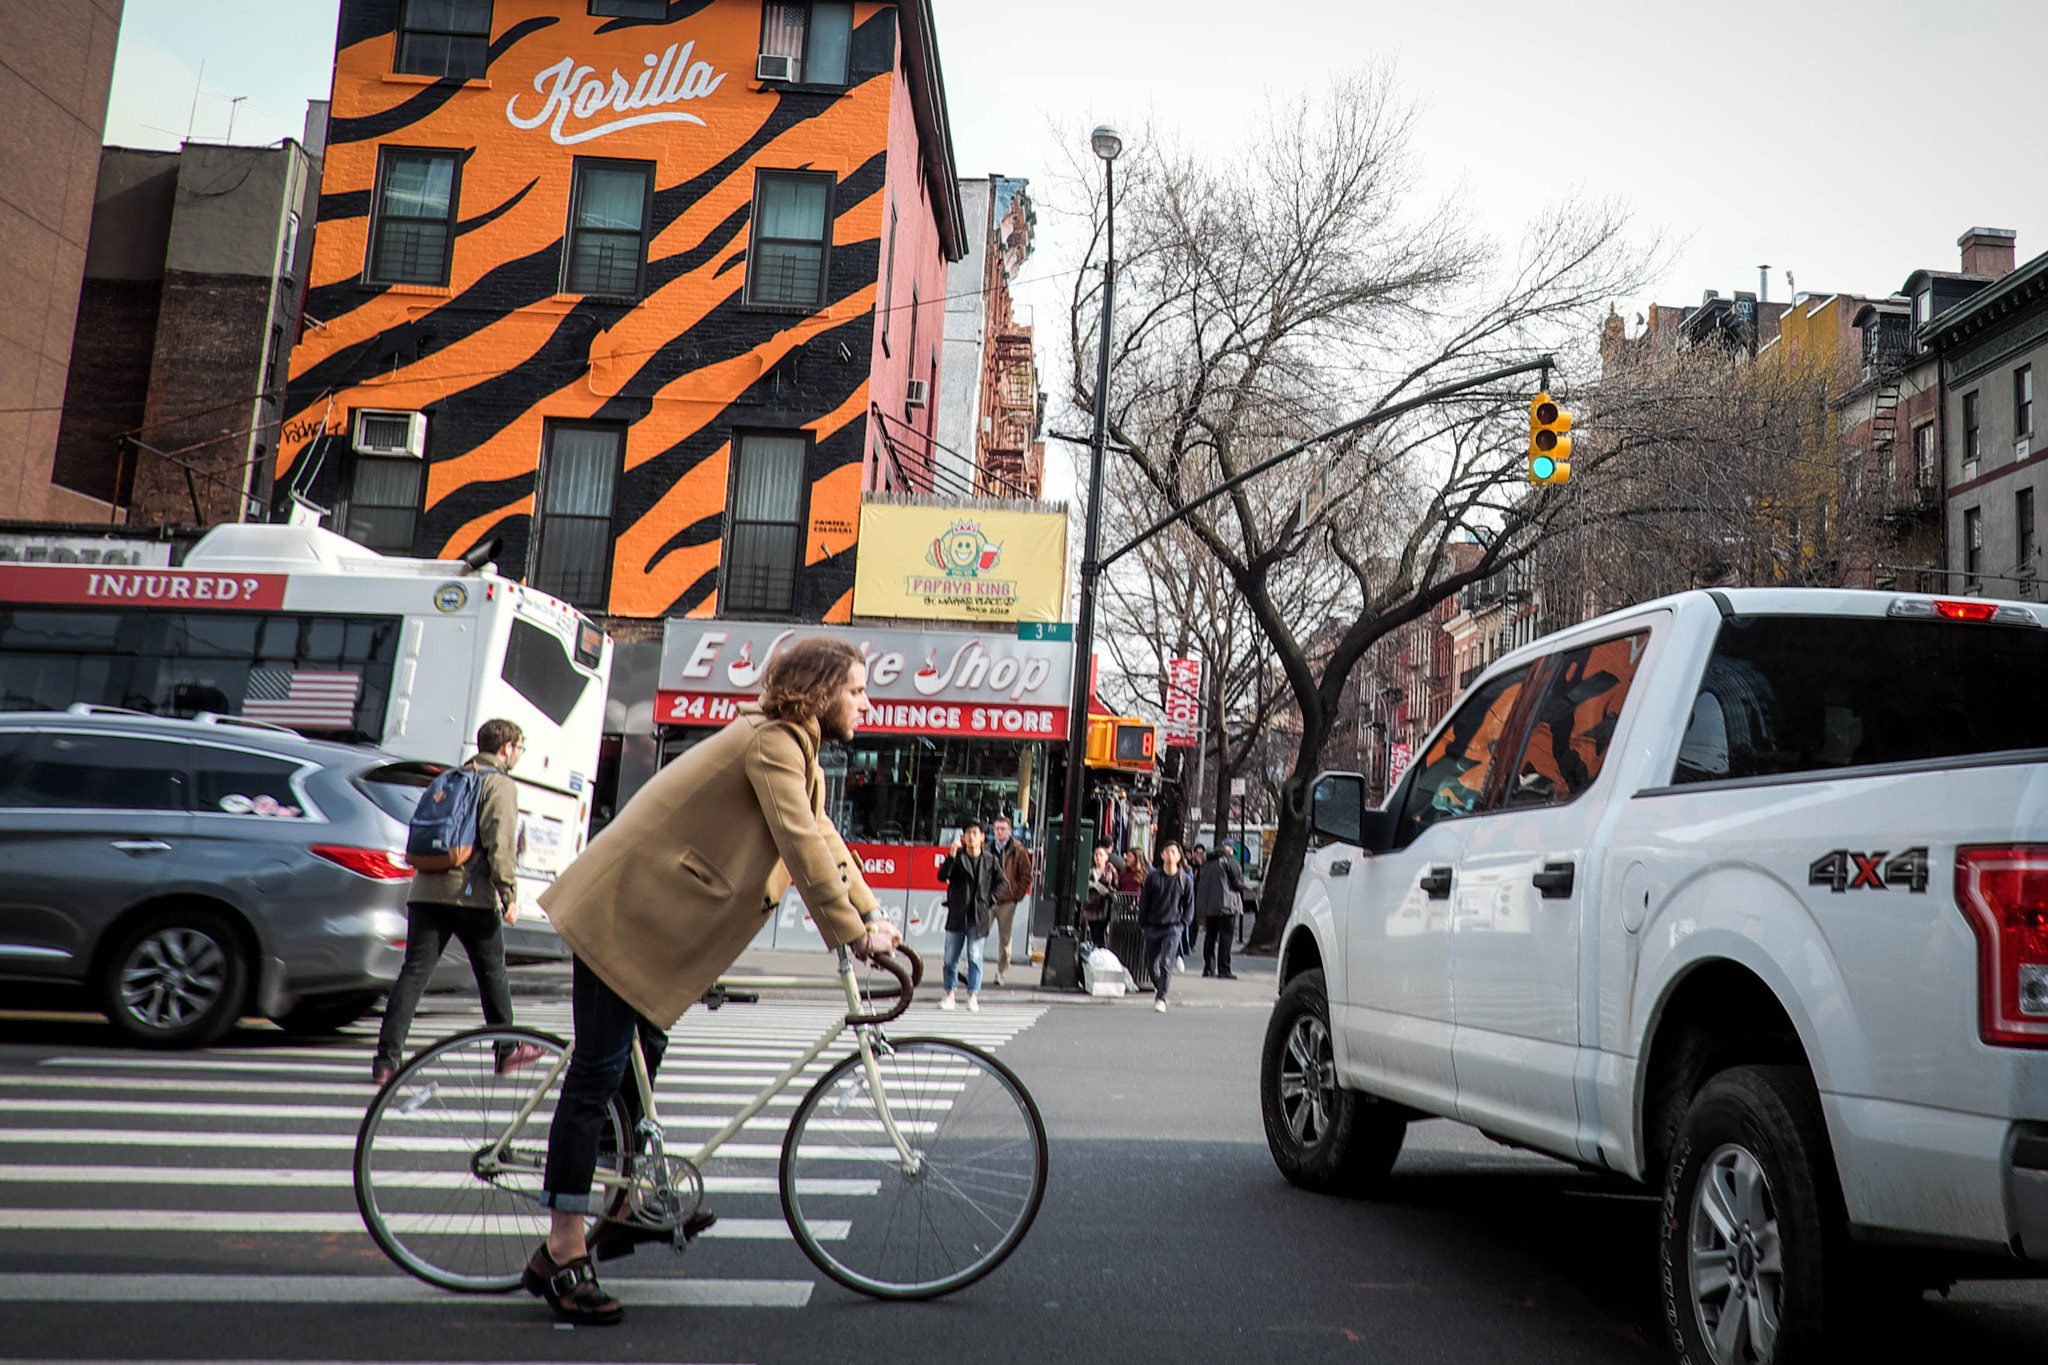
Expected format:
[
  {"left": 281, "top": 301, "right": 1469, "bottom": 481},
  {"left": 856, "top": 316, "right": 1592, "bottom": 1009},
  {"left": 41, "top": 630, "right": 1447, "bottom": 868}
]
[
  {"left": 374, "top": 719, "right": 539, "bottom": 1085},
  {"left": 937, "top": 821, "right": 999, "bottom": 1011},
  {"left": 1118, "top": 848, "right": 1146, "bottom": 895},
  {"left": 1195, "top": 843, "right": 1247, "bottom": 979},
  {"left": 525, "top": 636, "right": 900, "bottom": 1326},
  {"left": 1181, "top": 845, "right": 1207, "bottom": 957},
  {"left": 1137, "top": 840, "right": 1195, "bottom": 1012},
  {"left": 1081, "top": 844, "right": 1118, "bottom": 948},
  {"left": 986, "top": 815, "right": 1033, "bottom": 984}
]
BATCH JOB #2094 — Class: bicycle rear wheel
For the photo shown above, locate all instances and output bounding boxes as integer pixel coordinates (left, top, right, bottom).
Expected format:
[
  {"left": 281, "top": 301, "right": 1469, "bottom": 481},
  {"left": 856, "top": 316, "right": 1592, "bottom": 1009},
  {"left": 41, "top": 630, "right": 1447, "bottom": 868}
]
[
  {"left": 780, "top": 1037, "right": 1047, "bottom": 1299},
  {"left": 353, "top": 1026, "right": 626, "bottom": 1292}
]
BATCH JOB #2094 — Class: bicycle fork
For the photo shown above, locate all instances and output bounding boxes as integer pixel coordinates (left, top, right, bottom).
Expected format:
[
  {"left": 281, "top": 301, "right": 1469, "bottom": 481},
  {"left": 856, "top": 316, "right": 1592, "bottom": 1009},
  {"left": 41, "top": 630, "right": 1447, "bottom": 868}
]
[{"left": 838, "top": 948, "right": 922, "bottom": 1178}]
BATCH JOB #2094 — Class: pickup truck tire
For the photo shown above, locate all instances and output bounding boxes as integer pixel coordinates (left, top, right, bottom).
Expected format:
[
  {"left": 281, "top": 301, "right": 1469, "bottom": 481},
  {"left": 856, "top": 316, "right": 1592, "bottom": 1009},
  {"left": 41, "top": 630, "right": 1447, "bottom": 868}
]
[
  {"left": 1661, "top": 1065, "right": 1844, "bottom": 1365},
  {"left": 1261, "top": 969, "right": 1407, "bottom": 1195}
]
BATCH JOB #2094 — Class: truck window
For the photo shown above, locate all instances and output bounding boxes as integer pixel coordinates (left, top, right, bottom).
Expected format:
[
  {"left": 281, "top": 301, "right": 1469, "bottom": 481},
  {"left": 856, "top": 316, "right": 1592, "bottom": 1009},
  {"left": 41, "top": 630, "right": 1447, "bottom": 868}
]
[
  {"left": 1394, "top": 664, "right": 1530, "bottom": 848},
  {"left": 1673, "top": 614, "right": 2048, "bottom": 784},
  {"left": 1502, "top": 631, "right": 1650, "bottom": 808}
]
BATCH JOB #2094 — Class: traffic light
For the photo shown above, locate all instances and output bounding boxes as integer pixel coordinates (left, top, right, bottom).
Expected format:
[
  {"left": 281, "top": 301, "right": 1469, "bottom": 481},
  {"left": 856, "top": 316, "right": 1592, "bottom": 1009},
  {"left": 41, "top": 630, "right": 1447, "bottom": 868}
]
[{"left": 1528, "top": 392, "right": 1572, "bottom": 485}]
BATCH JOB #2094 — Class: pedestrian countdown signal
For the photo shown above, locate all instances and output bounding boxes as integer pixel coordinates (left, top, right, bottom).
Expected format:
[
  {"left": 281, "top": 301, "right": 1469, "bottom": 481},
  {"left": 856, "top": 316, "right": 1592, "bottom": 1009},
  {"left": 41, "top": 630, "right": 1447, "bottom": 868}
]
[{"left": 1528, "top": 393, "right": 1572, "bottom": 485}]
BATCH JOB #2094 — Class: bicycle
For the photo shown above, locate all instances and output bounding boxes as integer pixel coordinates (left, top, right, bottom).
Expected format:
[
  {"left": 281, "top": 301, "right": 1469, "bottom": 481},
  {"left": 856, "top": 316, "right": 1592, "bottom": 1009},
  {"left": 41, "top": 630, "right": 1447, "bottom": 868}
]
[{"left": 352, "top": 945, "right": 1047, "bottom": 1300}]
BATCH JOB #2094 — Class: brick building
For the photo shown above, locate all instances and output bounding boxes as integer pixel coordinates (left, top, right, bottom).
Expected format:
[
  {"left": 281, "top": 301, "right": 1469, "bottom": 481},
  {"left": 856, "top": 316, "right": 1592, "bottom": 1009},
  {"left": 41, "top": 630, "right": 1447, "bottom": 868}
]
[
  {"left": 277, "top": 0, "right": 966, "bottom": 631},
  {"left": 51, "top": 133, "right": 321, "bottom": 524},
  {"left": 934, "top": 174, "right": 1041, "bottom": 499},
  {"left": 0, "top": 0, "right": 124, "bottom": 521}
]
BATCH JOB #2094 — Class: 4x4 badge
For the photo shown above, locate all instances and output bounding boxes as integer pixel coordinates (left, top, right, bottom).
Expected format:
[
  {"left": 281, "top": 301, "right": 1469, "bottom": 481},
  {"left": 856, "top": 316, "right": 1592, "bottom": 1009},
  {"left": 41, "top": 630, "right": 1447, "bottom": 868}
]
[{"left": 1808, "top": 847, "right": 1930, "bottom": 894}]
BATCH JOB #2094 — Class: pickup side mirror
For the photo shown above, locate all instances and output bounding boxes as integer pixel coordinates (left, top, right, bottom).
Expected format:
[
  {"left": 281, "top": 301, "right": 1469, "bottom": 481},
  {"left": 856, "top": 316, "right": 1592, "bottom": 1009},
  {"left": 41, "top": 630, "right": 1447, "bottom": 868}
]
[{"left": 1310, "top": 770, "right": 1393, "bottom": 854}]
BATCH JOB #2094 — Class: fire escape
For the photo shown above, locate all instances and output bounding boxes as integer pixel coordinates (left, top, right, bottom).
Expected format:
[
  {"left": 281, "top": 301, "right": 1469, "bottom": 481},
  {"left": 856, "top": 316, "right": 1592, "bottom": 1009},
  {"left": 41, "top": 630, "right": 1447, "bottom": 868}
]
[{"left": 976, "top": 325, "right": 1043, "bottom": 499}]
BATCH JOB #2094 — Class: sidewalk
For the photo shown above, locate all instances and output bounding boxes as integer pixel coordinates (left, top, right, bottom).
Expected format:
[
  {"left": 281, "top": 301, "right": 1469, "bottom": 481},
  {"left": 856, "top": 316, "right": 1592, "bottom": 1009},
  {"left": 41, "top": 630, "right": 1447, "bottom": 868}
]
[{"left": 507, "top": 940, "right": 1279, "bottom": 1010}]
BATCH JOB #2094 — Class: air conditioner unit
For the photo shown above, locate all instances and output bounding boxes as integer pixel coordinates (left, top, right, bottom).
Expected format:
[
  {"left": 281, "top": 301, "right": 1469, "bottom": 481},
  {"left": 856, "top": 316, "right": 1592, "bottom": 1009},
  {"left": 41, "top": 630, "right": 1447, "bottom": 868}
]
[
  {"left": 904, "top": 379, "right": 929, "bottom": 409},
  {"left": 756, "top": 54, "right": 797, "bottom": 82},
  {"left": 353, "top": 409, "right": 427, "bottom": 458}
]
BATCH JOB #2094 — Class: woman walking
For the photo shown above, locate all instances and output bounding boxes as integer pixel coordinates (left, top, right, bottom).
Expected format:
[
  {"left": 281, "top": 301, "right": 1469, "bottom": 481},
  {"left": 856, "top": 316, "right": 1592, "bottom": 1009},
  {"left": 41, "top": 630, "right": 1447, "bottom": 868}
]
[
  {"left": 1081, "top": 844, "right": 1118, "bottom": 948},
  {"left": 1137, "top": 841, "right": 1195, "bottom": 1013},
  {"left": 937, "top": 821, "right": 999, "bottom": 1011}
]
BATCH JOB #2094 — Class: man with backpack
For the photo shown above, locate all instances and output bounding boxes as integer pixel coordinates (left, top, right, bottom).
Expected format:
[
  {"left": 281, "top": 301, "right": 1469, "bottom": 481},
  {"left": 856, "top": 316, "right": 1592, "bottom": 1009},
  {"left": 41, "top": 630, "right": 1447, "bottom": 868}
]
[{"left": 372, "top": 718, "right": 538, "bottom": 1085}]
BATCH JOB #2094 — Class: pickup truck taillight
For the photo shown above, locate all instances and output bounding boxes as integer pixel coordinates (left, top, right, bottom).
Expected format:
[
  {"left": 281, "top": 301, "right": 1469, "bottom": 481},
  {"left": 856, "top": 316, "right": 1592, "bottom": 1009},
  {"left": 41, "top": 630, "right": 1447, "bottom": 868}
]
[{"left": 1955, "top": 846, "right": 2048, "bottom": 1047}]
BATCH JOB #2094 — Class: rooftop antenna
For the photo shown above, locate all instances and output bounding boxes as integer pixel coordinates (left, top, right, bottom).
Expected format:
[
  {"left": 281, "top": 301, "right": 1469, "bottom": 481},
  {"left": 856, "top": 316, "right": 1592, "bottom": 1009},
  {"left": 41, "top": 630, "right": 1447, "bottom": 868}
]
[
  {"left": 184, "top": 58, "right": 205, "bottom": 142},
  {"left": 225, "top": 94, "right": 247, "bottom": 144},
  {"left": 1758, "top": 264, "right": 1769, "bottom": 303}
]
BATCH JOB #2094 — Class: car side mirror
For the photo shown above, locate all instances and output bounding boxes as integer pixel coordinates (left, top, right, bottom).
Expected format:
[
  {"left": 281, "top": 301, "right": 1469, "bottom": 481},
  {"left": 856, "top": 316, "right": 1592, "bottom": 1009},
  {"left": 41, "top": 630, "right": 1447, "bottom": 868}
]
[{"left": 1310, "top": 771, "right": 1366, "bottom": 847}]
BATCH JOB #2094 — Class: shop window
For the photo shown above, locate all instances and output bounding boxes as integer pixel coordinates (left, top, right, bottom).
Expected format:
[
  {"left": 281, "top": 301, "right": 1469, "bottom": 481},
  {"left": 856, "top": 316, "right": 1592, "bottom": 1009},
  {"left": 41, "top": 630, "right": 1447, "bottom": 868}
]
[
  {"left": 564, "top": 159, "right": 654, "bottom": 298},
  {"left": 532, "top": 423, "right": 624, "bottom": 611},
  {"left": 746, "top": 171, "right": 833, "bottom": 308},
  {"left": 759, "top": 3, "right": 853, "bottom": 85},
  {"left": 342, "top": 456, "right": 423, "bottom": 554},
  {"left": 395, "top": 0, "right": 493, "bottom": 81},
  {"left": 722, "top": 431, "right": 807, "bottom": 615},
  {"left": 367, "top": 148, "right": 460, "bottom": 286}
]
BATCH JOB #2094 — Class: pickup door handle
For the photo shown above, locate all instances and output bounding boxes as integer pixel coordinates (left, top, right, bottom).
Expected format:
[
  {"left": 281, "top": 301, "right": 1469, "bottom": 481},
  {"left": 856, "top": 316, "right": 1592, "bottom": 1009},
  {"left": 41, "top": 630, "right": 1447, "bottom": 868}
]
[
  {"left": 1330, "top": 859, "right": 1352, "bottom": 877},
  {"left": 1419, "top": 866, "right": 1453, "bottom": 899},
  {"left": 1532, "top": 862, "right": 1576, "bottom": 898}
]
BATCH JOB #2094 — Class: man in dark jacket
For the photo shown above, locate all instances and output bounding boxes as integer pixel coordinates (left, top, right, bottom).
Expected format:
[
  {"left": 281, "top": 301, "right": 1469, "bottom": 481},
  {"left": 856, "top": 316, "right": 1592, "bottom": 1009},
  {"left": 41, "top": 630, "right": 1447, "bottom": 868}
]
[
  {"left": 375, "top": 718, "right": 534, "bottom": 1084},
  {"left": 1137, "top": 841, "right": 1195, "bottom": 1012},
  {"left": 1195, "top": 845, "right": 1247, "bottom": 979},
  {"left": 937, "top": 821, "right": 1000, "bottom": 1011},
  {"left": 987, "top": 815, "right": 1033, "bottom": 985}
]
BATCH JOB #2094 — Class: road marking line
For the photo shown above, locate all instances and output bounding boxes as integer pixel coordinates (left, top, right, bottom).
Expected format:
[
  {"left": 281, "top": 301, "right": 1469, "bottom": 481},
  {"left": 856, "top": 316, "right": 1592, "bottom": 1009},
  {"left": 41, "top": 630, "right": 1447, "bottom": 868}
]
[
  {"left": 0, "top": 1210, "right": 847, "bottom": 1239},
  {"left": 0, "top": 1166, "right": 878, "bottom": 1195},
  {"left": 0, "top": 1275, "right": 812, "bottom": 1307},
  {"left": 0, "top": 1132, "right": 824, "bottom": 1160}
]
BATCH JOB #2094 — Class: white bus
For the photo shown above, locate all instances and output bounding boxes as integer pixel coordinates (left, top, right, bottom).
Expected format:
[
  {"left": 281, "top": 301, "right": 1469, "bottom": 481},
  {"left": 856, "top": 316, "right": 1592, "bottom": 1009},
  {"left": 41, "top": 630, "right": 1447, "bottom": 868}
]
[{"left": 0, "top": 524, "right": 611, "bottom": 945}]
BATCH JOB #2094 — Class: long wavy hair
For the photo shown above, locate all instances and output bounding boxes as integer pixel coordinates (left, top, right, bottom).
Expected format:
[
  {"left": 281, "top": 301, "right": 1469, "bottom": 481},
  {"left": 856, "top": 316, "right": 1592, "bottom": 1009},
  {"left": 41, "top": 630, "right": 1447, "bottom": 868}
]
[{"left": 759, "top": 636, "right": 865, "bottom": 725}]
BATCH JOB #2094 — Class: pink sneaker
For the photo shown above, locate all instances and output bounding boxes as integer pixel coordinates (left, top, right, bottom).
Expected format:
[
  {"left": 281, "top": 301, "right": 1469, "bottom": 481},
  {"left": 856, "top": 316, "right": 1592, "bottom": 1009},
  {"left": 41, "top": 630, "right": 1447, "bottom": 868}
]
[{"left": 495, "top": 1042, "right": 547, "bottom": 1075}]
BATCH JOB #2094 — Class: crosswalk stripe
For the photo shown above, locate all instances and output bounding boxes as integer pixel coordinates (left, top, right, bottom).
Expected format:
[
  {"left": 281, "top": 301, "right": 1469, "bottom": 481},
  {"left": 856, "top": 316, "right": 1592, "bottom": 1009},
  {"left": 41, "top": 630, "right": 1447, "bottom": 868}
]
[
  {"left": 0, "top": 1275, "right": 814, "bottom": 1307},
  {"left": 0, "top": 1132, "right": 813, "bottom": 1159},
  {"left": 0, "top": 1210, "right": 847, "bottom": 1239},
  {"left": 0, "top": 1100, "right": 948, "bottom": 1127},
  {"left": 0, "top": 1166, "right": 878, "bottom": 1195}
]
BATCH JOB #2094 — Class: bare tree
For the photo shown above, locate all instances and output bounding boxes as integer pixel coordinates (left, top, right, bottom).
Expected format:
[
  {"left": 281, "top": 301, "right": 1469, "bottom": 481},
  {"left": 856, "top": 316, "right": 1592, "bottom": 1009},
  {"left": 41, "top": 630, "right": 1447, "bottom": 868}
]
[{"left": 1058, "top": 69, "right": 1658, "bottom": 948}]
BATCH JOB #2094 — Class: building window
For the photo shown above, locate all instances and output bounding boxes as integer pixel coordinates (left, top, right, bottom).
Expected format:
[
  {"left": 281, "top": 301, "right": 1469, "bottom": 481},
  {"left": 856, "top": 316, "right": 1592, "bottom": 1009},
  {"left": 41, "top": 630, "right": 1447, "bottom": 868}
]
[
  {"left": 366, "top": 148, "right": 460, "bottom": 286},
  {"left": 723, "top": 431, "right": 807, "bottom": 615},
  {"left": 343, "top": 457, "right": 423, "bottom": 554},
  {"left": 760, "top": 3, "right": 854, "bottom": 85},
  {"left": 1914, "top": 289, "right": 1932, "bottom": 326},
  {"left": 532, "top": 423, "right": 624, "bottom": 610},
  {"left": 1913, "top": 422, "right": 1936, "bottom": 489},
  {"left": 564, "top": 158, "right": 654, "bottom": 298},
  {"left": 745, "top": 171, "right": 833, "bottom": 308},
  {"left": 395, "top": 0, "right": 492, "bottom": 81},
  {"left": 1964, "top": 506, "right": 1982, "bottom": 591},
  {"left": 281, "top": 211, "right": 301, "bottom": 279},
  {"left": 2019, "top": 488, "right": 2036, "bottom": 589},
  {"left": 266, "top": 324, "right": 286, "bottom": 391},
  {"left": 2019, "top": 365, "right": 2035, "bottom": 440},
  {"left": 590, "top": 0, "right": 667, "bottom": 16},
  {"left": 1963, "top": 390, "right": 1981, "bottom": 467}
]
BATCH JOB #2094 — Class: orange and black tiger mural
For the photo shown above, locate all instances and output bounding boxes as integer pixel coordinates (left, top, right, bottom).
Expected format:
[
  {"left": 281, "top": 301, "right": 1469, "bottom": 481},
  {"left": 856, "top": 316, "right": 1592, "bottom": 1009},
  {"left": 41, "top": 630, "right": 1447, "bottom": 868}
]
[{"left": 278, "top": 0, "right": 962, "bottom": 623}]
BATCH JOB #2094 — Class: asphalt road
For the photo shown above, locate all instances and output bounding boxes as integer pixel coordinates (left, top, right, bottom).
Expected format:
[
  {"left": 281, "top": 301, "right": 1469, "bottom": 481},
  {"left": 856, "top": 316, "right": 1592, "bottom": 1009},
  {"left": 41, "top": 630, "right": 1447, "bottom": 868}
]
[{"left": 2, "top": 958, "right": 2045, "bottom": 1365}]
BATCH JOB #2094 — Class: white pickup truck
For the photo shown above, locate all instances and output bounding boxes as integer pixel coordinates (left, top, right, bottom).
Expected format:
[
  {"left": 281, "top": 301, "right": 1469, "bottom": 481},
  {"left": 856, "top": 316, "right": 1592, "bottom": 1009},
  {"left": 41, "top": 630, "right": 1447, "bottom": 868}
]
[{"left": 1262, "top": 587, "right": 2048, "bottom": 1365}]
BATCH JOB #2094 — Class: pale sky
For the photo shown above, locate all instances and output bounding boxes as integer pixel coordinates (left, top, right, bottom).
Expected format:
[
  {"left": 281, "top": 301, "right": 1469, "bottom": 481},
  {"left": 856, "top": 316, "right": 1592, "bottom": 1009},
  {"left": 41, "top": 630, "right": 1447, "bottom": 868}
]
[{"left": 107, "top": 0, "right": 2048, "bottom": 506}]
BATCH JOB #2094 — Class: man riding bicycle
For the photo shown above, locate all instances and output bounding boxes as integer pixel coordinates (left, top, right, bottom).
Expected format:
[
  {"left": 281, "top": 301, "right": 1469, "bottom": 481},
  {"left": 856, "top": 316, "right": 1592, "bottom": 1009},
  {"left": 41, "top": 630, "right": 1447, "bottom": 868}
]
[{"left": 525, "top": 636, "right": 901, "bottom": 1324}]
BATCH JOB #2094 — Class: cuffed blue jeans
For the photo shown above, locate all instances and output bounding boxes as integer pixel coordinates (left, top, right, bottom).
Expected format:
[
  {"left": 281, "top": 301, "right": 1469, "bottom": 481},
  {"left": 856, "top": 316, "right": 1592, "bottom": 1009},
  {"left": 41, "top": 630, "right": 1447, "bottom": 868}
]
[
  {"left": 942, "top": 928, "right": 984, "bottom": 994},
  {"left": 540, "top": 956, "right": 668, "bottom": 1213}
]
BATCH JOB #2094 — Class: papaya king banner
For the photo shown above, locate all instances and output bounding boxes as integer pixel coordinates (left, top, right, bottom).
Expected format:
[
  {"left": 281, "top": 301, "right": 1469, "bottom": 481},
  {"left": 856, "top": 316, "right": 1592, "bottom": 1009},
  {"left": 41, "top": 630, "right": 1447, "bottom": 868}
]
[{"left": 852, "top": 504, "right": 1068, "bottom": 623}]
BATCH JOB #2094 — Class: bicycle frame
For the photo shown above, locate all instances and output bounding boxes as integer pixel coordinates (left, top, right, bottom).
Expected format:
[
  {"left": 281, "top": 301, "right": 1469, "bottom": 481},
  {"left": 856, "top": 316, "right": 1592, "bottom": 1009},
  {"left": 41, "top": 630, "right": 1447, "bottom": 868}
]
[{"left": 476, "top": 947, "right": 920, "bottom": 1194}]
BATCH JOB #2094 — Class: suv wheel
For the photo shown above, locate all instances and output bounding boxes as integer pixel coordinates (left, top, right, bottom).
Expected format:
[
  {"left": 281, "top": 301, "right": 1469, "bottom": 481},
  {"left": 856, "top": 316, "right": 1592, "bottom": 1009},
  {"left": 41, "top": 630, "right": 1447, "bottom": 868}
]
[
  {"left": 1261, "top": 968, "right": 1407, "bottom": 1193},
  {"left": 272, "top": 990, "right": 381, "bottom": 1035},
  {"left": 1662, "top": 1065, "right": 1844, "bottom": 1365},
  {"left": 99, "top": 908, "right": 248, "bottom": 1048}
]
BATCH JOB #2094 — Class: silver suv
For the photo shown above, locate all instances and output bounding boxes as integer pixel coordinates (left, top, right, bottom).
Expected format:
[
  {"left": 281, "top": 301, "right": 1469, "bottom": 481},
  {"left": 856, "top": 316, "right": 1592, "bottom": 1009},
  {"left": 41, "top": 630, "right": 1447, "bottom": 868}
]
[{"left": 0, "top": 706, "right": 443, "bottom": 1046}]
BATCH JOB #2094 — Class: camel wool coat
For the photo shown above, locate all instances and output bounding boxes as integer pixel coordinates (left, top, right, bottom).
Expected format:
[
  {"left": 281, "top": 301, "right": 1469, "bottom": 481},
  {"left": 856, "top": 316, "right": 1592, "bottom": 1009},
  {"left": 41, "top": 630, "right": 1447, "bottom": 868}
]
[{"left": 540, "top": 704, "right": 879, "bottom": 1028}]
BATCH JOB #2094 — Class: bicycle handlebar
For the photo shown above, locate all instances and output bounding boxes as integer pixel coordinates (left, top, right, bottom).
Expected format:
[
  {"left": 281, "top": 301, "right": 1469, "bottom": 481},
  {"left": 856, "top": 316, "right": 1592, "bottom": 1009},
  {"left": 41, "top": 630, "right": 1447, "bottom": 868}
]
[{"left": 844, "top": 945, "right": 924, "bottom": 1027}]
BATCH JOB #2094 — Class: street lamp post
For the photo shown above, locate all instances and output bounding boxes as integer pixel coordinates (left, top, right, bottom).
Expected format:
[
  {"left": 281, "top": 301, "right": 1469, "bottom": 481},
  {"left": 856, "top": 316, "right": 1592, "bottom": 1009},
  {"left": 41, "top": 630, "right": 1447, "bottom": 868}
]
[{"left": 1045, "top": 125, "right": 1122, "bottom": 985}]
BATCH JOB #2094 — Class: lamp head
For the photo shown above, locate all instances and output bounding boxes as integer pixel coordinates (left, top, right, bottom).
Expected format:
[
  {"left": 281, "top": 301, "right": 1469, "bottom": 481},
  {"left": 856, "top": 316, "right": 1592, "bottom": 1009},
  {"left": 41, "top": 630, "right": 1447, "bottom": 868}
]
[{"left": 1090, "top": 125, "right": 1123, "bottom": 162}]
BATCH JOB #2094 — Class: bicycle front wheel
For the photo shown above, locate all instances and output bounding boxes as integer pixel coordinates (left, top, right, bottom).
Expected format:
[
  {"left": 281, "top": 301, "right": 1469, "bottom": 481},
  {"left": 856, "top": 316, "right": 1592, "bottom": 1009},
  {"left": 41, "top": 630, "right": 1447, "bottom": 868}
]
[
  {"left": 780, "top": 1037, "right": 1047, "bottom": 1299},
  {"left": 354, "top": 1026, "right": 626, "bottom": 1292}
]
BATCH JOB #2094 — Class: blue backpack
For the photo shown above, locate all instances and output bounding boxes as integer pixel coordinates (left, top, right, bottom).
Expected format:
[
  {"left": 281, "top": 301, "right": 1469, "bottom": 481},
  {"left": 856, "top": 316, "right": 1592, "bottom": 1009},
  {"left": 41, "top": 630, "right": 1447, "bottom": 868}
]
[{"left": 406, "top": 767, "right": 482, "bottom": 872}]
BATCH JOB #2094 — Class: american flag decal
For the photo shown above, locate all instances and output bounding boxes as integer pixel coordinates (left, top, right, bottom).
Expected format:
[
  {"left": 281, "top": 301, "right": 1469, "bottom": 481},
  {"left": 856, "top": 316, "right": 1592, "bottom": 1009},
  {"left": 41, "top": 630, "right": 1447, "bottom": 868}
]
[{"left": 242, "top": 668, "right": 361, "bottom": 728}]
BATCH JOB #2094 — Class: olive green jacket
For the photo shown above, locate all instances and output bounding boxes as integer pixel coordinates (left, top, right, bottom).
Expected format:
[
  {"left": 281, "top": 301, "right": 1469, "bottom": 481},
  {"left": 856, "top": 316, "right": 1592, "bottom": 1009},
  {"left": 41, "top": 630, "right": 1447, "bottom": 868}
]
[{"left": 409, "top": 752, "right": 521, "bottom": 911}]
